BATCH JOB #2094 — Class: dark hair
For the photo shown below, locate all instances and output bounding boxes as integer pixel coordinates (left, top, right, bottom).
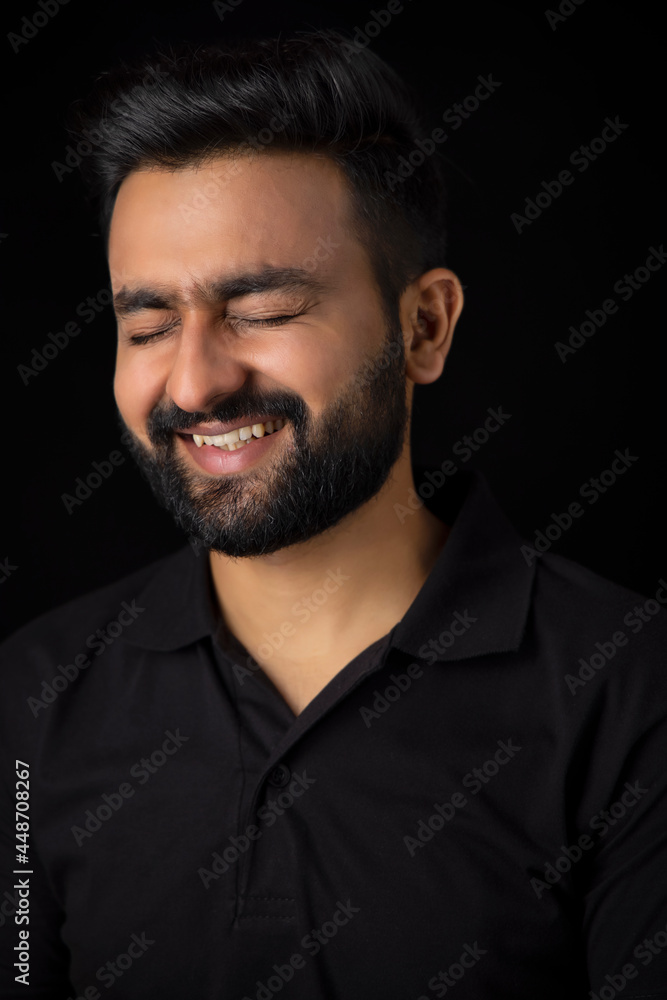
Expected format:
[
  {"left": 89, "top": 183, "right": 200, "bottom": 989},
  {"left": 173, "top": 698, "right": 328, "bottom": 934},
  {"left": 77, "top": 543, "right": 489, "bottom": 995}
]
[{"left": 68, "top": 29, "right": 448, "bottom": 311}]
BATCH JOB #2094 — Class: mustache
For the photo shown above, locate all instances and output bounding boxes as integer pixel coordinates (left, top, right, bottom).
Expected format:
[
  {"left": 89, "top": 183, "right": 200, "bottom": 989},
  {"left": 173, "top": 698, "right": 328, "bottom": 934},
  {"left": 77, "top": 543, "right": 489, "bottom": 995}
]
[{"left": 145, "top": 390, "right": 307, "bottom": 444}]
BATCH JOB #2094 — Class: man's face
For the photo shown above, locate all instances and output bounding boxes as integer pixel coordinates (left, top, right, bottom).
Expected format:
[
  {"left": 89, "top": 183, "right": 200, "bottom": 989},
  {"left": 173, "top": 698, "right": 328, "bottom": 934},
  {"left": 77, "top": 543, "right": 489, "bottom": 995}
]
[{"left": 109, "top": 151, "right": 410, "bottom": 557}]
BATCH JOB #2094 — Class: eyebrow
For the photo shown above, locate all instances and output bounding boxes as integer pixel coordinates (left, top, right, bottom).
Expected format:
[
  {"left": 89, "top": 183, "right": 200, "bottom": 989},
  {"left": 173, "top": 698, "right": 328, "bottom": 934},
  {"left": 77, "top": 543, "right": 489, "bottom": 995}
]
[{"left": 113, "top": 266, "right": 331, "bottom": 318}]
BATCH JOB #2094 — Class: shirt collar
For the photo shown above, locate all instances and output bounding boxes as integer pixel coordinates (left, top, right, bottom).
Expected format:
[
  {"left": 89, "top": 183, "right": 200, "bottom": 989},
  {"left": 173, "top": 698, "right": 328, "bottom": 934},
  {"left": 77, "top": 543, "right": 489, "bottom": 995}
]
[
  {"left": 390, "top": 468, "right": 536, "bottom": 661},
  {"left": 121, "top": 540, "right": 217, "bottom": 652},
  {"left": 122, "top": 469, "right": 536, "bottom": 661}
]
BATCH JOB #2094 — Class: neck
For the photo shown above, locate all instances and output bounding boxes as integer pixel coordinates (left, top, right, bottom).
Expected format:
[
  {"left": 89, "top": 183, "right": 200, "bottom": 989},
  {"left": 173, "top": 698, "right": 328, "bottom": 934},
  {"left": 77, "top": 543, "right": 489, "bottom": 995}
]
[{"left": 208, "top": 448, "right": 449, "bottom": 671}]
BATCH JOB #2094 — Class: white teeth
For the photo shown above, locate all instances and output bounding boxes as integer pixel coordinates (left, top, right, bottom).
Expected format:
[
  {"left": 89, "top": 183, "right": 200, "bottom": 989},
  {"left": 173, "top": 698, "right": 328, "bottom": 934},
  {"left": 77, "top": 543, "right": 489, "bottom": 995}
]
[{"left": 191, "top": 418, "right": 285, "bottom": 450}]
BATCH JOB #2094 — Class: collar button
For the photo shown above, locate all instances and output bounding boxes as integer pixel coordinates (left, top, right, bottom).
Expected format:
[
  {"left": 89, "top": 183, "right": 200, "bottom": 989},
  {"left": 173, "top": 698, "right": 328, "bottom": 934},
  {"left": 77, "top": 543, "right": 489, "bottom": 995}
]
[{"left": 268, "top": 764, "right": 291, "bottom": 788}]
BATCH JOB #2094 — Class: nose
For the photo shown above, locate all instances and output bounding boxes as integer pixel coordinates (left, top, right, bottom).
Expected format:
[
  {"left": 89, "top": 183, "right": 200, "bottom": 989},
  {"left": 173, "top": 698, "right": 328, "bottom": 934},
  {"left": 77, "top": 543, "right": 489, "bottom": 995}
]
[{"left": 165, "top": 317, "right": 248, "bottom": 414}]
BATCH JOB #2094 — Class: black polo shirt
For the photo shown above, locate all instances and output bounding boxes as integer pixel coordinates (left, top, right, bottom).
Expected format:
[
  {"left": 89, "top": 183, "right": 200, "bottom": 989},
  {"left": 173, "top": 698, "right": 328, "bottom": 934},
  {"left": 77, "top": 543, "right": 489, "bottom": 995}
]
[{"left": 1, "top": 469, "right": 667, "bottom": 999}]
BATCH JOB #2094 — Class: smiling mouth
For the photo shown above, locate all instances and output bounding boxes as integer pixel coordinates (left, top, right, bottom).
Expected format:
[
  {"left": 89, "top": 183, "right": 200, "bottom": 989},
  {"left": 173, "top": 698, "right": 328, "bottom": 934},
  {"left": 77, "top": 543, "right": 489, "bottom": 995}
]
[{"left": 179, "top": 418, "right": 286, "bottom": 452}]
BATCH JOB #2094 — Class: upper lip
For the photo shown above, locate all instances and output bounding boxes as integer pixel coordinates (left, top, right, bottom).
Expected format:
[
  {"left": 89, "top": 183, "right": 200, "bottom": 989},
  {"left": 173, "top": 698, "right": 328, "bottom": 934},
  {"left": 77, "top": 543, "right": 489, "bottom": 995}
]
[{"left": 177, "top": 414, "right": 285, "bottom": 436}]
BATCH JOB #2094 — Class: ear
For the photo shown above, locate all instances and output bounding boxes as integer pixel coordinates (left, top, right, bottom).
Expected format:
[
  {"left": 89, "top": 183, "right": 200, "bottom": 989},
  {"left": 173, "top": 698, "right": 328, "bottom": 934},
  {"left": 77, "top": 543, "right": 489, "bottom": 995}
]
[{"left": 399, "top": 269, "right": 464, "bottom": 385}]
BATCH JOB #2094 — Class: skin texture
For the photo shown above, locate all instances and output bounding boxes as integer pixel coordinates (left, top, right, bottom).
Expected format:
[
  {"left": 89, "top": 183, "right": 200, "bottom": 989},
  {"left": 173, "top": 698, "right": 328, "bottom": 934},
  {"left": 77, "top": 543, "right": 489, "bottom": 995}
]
[{"left": 109, "top": 150, "right": 464, "bottom": 714}]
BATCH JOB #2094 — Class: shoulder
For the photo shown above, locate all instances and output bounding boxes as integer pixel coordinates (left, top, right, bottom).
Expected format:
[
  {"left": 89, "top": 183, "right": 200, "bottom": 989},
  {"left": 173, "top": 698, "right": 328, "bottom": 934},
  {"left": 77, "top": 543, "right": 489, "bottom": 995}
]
[
  {"left": 0, "top": 545, "right": 192, "bottom": 671},
  {"left": 528, "top": 549, "right": 667, "bottom": 696},
  {"left": 533, "top": 547, "right": 665, "bottom": 630}
]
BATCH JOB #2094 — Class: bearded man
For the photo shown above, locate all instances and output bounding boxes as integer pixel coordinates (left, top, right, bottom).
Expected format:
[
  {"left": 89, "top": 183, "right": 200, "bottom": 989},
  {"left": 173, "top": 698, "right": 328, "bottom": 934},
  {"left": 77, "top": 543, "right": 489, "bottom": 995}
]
[{"left": 1, "top": 30, "right": 666, "bottom": 1000}]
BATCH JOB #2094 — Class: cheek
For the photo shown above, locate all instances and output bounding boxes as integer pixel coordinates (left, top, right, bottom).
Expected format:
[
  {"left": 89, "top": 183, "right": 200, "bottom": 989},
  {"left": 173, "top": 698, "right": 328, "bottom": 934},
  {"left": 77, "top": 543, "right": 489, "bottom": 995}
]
[
  {"left": 237, "top": 332, "right": 351, "bottom": 415},
  {"left": 113, "top": 351, "right": 164, "bottom": 436},
  {"left": 271, "top": 320, "right": 365, "bottom": 403},
  {"left": 272, "top": 346, "right": 347, "bottom": 403}
]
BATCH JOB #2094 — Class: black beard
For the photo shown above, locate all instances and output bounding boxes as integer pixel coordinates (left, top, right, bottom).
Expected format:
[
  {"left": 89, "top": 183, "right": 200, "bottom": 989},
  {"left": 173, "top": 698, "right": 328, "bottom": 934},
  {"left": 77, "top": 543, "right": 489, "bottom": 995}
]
[{"left": 120, "top": 317, "right": 409, "bottom": 557}]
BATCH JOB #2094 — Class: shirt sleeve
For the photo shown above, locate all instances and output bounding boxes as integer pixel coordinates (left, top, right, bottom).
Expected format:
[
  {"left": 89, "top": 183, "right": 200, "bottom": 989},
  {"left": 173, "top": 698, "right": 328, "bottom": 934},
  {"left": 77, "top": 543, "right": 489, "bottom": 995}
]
[{"left": 579, "top": 623, "right": 667, "bottom": 996}]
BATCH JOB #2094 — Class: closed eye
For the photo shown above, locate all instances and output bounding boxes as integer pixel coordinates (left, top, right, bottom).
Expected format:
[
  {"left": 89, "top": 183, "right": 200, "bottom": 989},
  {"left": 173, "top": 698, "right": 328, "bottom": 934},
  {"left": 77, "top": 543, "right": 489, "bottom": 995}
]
[
  {"left": 128, "top": 313, "right": 302, "bottom": 345},
  {"left": 128, "top": 320, "right": 180, "bottom": 346},
  {"left": 227, "top": 313, "right": 303, "bottom": 328}
]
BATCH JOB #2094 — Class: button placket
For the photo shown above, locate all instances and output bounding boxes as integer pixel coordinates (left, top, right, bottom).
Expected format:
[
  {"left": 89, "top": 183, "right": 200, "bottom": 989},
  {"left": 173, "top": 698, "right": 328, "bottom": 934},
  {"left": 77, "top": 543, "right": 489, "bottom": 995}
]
[{"left": 233, "top": 763, "right": 295, "bottom": 925}]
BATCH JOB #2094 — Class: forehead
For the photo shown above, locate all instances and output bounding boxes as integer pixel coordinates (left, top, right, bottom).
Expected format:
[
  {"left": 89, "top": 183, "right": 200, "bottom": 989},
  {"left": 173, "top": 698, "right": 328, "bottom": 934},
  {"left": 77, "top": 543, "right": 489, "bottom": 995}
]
[{"left": 107, "top": 151, "right": 358, "bottom": 287}]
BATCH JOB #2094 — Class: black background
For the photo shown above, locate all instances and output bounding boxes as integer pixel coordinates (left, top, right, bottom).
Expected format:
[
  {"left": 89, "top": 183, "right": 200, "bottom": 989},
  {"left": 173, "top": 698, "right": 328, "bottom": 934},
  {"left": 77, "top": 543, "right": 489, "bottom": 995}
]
[{"left": 1, "top": 0, "right": 665, "bottom": 642}]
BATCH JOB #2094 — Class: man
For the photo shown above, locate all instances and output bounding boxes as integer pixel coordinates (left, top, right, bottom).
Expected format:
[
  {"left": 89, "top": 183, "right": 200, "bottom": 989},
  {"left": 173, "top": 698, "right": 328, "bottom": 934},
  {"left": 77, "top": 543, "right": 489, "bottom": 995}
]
[{"left": 1, "top": 30, "right": 666, "bottom": 999}]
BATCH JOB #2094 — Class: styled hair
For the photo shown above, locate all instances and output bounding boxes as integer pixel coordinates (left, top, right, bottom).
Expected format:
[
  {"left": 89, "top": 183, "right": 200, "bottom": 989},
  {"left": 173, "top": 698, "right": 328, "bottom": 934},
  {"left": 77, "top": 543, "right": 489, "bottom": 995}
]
[{"left": 68, "top": 29, "right": 448, "bottom": 311}]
